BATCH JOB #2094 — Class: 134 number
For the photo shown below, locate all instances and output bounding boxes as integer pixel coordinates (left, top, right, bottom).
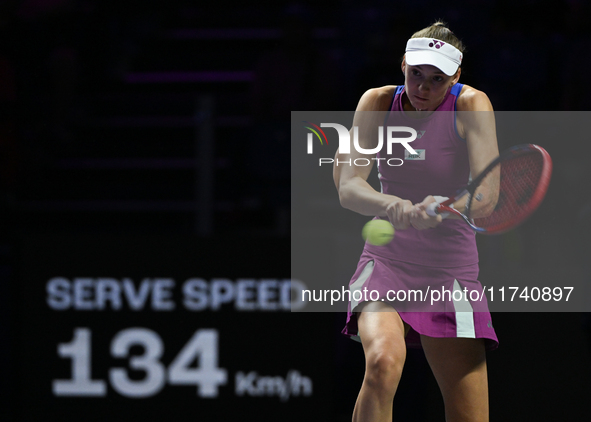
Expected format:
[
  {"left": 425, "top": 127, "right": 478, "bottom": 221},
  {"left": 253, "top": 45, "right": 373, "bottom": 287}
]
[{"left": 53, "top": 328, "right": 227, "bottom": 398}]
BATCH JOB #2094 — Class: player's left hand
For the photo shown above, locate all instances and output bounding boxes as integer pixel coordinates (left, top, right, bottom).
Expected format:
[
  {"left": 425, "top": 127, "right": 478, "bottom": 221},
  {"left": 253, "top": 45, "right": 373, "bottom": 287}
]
[{"left": 410, "top": 196, "right": 443, "bottom": 230}]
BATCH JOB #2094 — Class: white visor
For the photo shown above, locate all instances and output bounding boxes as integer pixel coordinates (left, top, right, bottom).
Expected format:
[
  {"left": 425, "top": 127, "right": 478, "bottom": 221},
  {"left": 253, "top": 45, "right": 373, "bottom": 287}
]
[{"left": 405, "top": 37, "right": 462, "bottom": 76}]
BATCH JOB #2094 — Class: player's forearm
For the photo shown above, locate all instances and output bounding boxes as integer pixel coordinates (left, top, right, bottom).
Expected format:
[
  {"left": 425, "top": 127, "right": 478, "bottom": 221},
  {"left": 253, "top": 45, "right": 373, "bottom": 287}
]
[
  {"left": 466, "top": 195, "right": 497, "bottom": 219},
  {"left": 460, "top": 170, "right": 499, "bottom": 219},
  {"left": 448, "top": 189, "right": 497, "bottom": 220},
  {"left": 338, "top": 177, "right": 402, "bottom": 217}
]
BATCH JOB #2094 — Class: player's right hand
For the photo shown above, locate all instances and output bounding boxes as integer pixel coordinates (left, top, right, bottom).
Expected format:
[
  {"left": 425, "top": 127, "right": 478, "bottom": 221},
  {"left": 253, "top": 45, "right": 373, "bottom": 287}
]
[
  {"left": 385, "top": 199, "right": 415, "bottom": 230},
  {"left": 410, "top": 196, "right": 444, "bottom": 229}
]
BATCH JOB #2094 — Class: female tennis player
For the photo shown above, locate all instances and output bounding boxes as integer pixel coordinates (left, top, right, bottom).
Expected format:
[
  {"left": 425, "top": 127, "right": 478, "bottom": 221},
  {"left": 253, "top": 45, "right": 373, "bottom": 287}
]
[{"left": 334, "top": 22, "right": 499, "bottom": 422}]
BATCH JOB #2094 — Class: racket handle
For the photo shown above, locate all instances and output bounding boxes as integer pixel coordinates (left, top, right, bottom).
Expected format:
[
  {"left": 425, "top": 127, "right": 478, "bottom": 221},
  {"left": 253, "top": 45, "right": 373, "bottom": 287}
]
[
  {"left": 425, "top": 202, "right": 439, "bottom": 217},
  {"left": 426, "top": 196, "right": 450, "bottom": 218}
]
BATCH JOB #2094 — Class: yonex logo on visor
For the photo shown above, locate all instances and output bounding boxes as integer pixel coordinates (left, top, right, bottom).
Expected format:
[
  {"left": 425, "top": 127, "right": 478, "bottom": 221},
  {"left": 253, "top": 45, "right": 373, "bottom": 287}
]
[
  {"left": 429, "top": 40, "right": 445, "bottom": 49},
  {"left": 405, "top": 37, "right": 462, "bottom": 76}
]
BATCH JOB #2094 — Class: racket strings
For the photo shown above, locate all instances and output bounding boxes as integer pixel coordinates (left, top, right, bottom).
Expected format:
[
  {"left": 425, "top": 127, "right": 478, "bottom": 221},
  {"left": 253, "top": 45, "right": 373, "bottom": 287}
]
[{"left": 472, "top": 152, "right": 545, "bottom": 229}]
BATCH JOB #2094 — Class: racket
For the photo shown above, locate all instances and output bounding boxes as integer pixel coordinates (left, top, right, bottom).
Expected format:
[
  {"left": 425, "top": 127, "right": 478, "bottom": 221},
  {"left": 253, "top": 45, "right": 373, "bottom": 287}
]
[{"left": 426, "top": 144, "right": 552, "bottom": 234}]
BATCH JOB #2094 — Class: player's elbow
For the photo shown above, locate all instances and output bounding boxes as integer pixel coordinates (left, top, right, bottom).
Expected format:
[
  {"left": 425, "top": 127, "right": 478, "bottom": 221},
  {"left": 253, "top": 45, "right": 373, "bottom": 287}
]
[{"left": 337, "top": 181, "right": 355, "bottom": 210}]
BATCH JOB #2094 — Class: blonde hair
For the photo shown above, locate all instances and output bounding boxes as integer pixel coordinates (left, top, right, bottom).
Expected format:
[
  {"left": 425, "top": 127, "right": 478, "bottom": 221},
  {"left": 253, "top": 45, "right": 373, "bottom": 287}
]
[{"left": 411, "top": 21, "right": 465, "bottom": 54}]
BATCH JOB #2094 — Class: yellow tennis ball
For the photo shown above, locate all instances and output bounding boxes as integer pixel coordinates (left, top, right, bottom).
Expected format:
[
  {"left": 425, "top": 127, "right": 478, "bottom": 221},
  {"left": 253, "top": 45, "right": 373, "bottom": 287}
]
[{"left": 362, "top": 219, "right": 395, "bottom": 246}]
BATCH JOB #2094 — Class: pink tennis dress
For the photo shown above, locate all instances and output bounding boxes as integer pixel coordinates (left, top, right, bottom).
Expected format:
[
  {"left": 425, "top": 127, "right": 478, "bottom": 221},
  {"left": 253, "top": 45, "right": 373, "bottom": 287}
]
[{"left": 342, "top": 83, "right": 498, "bottom": 350}]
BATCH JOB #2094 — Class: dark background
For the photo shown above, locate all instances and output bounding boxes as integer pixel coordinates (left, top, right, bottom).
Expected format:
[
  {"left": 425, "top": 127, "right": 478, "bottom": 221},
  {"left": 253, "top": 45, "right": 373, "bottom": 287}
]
[{"left": 1, "top": 0, "right": 591, "bottom": 420}]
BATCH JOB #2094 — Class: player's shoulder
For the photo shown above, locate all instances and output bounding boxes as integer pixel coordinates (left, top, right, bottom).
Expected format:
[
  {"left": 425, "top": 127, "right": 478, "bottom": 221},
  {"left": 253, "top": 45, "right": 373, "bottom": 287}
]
[
  {"left": 456, "top": 84, "right": 494, "bottom": 112},
  {"left": 356, "top": 85, "right": 397, "bottom": 111}
]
